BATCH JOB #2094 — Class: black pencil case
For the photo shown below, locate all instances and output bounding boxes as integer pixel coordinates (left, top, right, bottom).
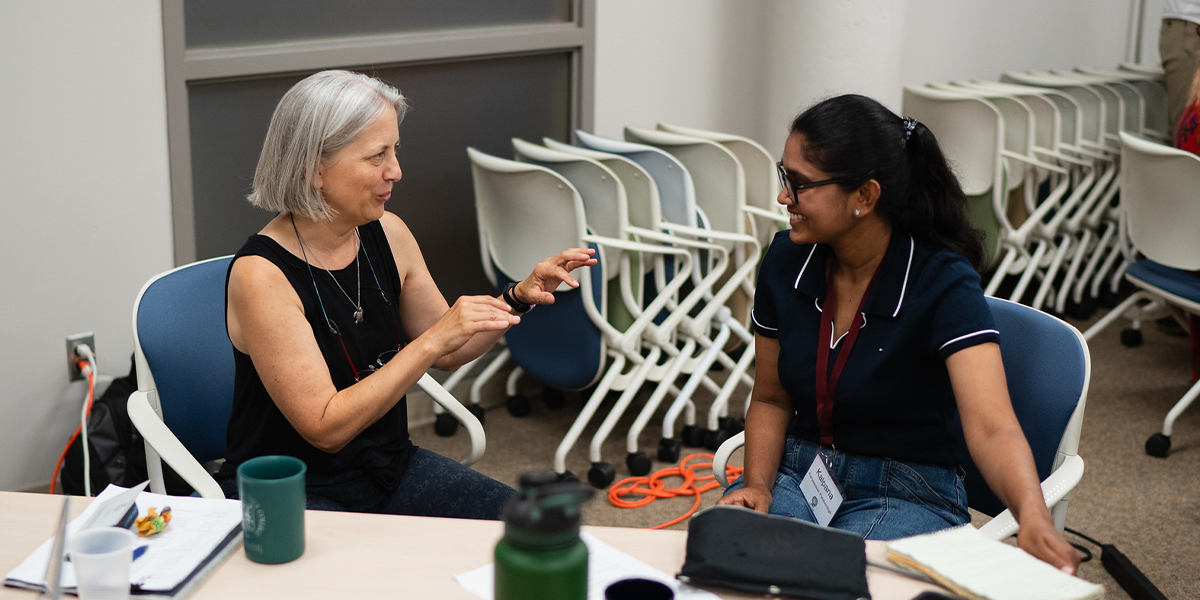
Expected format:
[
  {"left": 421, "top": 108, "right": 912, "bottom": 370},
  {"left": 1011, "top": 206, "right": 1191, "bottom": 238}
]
[{"left": 677, "top": 505, "right": 871, "bottom": 600}]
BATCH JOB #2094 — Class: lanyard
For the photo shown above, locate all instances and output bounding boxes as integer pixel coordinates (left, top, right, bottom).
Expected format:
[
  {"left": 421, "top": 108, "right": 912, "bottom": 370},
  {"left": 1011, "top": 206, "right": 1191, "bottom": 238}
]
[{"left": 814, "top": 262, "right": 883, "bottom": 445}]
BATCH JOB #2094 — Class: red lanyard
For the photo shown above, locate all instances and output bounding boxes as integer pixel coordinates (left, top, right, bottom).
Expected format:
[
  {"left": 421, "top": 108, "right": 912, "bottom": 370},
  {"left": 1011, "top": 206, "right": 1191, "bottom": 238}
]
[{"left": 814, "top": 262, "right": 883, "bottom": 445}]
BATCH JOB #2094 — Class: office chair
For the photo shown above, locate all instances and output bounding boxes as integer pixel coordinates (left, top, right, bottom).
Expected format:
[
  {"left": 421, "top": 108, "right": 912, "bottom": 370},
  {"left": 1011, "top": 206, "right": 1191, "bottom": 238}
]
[
  {"left": 468, "top": 147, "right": 694, "bottom": 487},
  {"left": 714, "top": 296, "right": 1091, "bottom": 539},
  {"left": 127, "top": 255, "right": 485, "bottom": 499},
  {"left": 1084, "top": 132, "right": 1200, "bottom": 458}
]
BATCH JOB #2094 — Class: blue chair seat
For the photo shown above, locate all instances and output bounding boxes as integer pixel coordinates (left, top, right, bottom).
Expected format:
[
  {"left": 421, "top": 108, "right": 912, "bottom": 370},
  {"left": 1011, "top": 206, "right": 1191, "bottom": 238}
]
[{"left": 1125, "top": 259, "right": 1200, "bottom": 304}]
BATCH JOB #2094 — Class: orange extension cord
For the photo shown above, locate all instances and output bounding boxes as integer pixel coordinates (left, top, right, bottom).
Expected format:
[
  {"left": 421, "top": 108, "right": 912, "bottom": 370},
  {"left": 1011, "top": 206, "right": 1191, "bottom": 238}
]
[
  {"left": 608, "top": 453, "right": 744, "bottom": 530},
  {"left": 49, "top": 359, "right": 94, "bottom": 495}
]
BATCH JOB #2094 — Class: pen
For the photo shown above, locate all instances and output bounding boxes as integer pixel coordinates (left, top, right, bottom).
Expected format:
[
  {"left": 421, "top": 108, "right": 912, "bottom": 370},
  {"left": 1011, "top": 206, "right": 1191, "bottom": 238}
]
[{"left": 133, "top": 546, "right": 149, "bottom": 562}]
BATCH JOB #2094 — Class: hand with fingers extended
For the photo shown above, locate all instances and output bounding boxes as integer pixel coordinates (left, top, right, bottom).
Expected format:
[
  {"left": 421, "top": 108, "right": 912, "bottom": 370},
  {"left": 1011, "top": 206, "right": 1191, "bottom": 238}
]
[
  {"left": 424, "top": 295, "right": 522, "bottom": 357},
  {"left": 1017, "top": 512, "right": 1081, "bottom": 575},
  {"left": 512, "top": 248, "right": 598, "bottom": 307},
  {"left": 715, "top": 484, "right": 773, "bottom": 513}
]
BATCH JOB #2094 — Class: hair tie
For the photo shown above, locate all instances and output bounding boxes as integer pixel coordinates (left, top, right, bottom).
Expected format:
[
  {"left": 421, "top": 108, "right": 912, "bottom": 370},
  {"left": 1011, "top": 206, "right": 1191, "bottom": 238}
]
[{"left": 902, "top": 117, "right": 918, "bottom": 140}]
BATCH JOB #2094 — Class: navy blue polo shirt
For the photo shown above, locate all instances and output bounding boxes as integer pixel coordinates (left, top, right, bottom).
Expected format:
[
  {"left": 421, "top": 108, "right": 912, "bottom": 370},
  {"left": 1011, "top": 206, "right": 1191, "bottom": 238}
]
[{"left": 751, "top": 229, "right": 998, "bottom": 466}]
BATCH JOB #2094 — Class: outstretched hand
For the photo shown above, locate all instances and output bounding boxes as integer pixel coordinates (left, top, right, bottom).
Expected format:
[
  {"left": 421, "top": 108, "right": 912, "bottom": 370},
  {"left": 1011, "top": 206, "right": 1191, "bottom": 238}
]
[{"left": 513, "top": 248, "right": 598, "bottom": 307}]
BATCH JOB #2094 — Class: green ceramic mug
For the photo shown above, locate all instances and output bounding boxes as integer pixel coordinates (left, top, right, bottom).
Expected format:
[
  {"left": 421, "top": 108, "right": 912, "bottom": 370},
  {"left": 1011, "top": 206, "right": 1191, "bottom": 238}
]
[{"left": 237, "top": 455, "right": 306, "bottom": 564}]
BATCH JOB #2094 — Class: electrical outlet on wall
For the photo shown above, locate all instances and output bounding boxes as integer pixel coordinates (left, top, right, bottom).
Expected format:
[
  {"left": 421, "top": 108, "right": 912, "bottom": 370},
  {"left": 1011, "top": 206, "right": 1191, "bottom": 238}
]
[{"left": 66, "top": 333, "right": 94, "bottom": 382}]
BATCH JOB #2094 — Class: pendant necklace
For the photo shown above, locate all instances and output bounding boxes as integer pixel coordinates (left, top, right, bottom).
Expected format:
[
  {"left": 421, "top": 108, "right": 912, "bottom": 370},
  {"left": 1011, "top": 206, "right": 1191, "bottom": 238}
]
[{"left": 293, "top": 217, "right": 364, "bottom": 324}]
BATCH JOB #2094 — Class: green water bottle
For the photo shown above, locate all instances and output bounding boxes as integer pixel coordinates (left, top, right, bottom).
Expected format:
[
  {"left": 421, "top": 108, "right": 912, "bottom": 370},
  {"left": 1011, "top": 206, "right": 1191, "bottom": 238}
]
[{"left": 495, "top": 472, "right": 594, "bottom": 600}]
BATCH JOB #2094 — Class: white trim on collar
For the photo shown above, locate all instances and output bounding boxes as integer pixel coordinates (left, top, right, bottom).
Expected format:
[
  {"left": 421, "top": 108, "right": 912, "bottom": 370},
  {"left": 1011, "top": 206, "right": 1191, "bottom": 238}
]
[
  {"left": 892, "top": 235, "right": 915, "bottom": 317},
  {"left": 794, "top": 245, "right": 819, "bottom": 289}
]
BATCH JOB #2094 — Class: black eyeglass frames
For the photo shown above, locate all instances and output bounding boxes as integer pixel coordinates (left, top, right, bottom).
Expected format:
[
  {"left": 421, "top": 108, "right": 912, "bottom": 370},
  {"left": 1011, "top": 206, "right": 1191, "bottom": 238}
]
[{"left": 776, "top": 161, "right": 856, "bottom": 204}]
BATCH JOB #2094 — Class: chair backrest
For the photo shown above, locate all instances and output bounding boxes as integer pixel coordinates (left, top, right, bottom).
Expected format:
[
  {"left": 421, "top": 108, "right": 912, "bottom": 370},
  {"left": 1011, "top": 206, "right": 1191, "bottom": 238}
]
[
  {"left": 1119, "top": 132, "right": 1200, "bottom": 270},
  {"left": 955, "top": 297, "right": 1090, "bottom": 517},
  {"left": 930, "top": 82, "right": 1035, "bottom": 191},
  {"left": 542, "top": 136, "right": 664, "bottom": 233},
  {"left": 512, "top": 137, "right": 628, "bottom": 245},
  {"left": 902, "top": 86, "right": 1004, "bottom": 197},
  {"left": 132, "top": 256, "right": 235, "bottom": 464},
  {"left": 1001, "top": 72, "right": 1108, "bottom": 150},
  {"left": 623, "top": 125, "right": 747, "bottom": 246},
  {"left": 467, "top": 147, "right": 609, "bottom": 390},
  {"left": 655, "top": 122, "right": 784, "bottom": 248},
  {"left": 575, "top": 129, "right": 698, "bottom": 228}
]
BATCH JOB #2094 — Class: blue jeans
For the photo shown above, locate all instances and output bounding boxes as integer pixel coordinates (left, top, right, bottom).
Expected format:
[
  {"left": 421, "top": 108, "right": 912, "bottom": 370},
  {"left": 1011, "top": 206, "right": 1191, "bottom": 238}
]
[
  {"left": 221, "top": 448, "right": 516, "bottom": 520},
  {"left": 724, "top": 437, "right": 969, "bottom": 540}
]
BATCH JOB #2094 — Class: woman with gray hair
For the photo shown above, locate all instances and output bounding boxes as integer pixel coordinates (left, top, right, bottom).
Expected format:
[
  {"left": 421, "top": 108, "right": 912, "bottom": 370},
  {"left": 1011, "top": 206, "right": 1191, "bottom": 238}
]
[{"left": 214, "top": 70, "right": 595, "bottom": 519}]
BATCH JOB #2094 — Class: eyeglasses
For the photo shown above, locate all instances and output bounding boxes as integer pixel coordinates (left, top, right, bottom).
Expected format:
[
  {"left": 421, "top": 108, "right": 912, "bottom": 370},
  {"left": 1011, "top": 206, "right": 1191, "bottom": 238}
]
[{"left": 776, "top": 161, "right": 856, "bottom": 204}]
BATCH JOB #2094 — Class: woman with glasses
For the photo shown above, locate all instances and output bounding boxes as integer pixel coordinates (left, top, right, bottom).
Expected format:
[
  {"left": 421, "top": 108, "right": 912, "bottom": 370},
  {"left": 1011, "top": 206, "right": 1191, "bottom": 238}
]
[
  {"left": 716, "top": 94, "right": 1079, "bottom": 573},
  {"left": 214, "top": 70, "right": 596, "bottom": 519}
]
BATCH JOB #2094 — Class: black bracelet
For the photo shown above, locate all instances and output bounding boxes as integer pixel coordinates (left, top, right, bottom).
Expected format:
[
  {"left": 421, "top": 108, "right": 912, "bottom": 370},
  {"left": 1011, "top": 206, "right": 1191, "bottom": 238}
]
[{"left": 502, "top": 282, "right": 533, "bottom": 314}]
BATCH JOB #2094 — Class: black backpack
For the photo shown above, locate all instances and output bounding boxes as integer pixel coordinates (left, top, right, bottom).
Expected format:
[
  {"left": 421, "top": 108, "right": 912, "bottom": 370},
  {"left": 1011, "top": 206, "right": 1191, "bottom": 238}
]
[{"left": 60, "top": 355, "right": 195, "bottom": 497}]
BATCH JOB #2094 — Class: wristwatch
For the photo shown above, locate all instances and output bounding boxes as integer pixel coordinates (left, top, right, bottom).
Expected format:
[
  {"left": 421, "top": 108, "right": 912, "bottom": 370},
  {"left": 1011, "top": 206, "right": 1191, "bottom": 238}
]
[{"left": 502, "top": 282, "right": 534, "bottom": 314}]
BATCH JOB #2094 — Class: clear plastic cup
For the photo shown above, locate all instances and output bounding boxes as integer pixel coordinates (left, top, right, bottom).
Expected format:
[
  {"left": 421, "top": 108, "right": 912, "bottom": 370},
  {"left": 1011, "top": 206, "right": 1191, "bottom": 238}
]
[{"left": 68, "top": 528, "right": 136, "bottom": 600}]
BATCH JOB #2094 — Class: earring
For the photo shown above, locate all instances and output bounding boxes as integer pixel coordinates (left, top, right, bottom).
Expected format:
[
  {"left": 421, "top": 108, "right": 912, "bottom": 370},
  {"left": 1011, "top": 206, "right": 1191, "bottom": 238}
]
[{"left": 854, "top": 209, "right": 861, "bottom": 216}]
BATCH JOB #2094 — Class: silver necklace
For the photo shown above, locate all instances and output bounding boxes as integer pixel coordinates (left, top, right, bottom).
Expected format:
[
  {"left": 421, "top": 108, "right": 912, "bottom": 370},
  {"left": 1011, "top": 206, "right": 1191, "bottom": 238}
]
[{"left": 294, "top": 221, "right": 363, "bottom": 324}]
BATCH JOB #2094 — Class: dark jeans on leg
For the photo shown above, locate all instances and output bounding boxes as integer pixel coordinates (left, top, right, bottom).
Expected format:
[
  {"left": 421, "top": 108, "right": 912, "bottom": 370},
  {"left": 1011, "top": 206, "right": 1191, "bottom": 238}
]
[{"left": 220, "top": 448, "right": 516, "bottom": 520}]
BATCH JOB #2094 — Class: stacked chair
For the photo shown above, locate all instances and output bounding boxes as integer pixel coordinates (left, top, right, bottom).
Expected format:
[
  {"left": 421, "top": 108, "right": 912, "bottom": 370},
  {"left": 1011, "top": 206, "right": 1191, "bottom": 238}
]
[
  {"left": 911, "top": 64, "right": 1200, "bottom": 459},
  {"left": 466, "top": 122, "right": 780, "bottom": 487},
  {"left": 901, "top": 63, "right": 1169, "bottom": 320}
]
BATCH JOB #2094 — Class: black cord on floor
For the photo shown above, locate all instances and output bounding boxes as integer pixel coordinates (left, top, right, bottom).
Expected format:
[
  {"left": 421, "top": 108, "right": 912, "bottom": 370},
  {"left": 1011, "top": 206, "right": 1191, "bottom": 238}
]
[
  {"left": 1069, "top": 541, "right": 1093, "bottom": 563},
  {"left": 1064, "top": 527, "right": 1169, "bottom": 600},
  {"left": 1065, "top": 526, "right": 1104, "bottom": 547}
]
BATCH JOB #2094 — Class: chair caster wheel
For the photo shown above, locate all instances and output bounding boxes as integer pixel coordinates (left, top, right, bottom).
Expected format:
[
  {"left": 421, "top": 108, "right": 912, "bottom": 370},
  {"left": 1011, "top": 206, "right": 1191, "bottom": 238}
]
[
  {"left": 1120, "top": 328, "right": 1143, "bottom": 347},
  {"left": 1098, "top": 286, "right": 1120, "bottom": 308},
  {"left": 1066, "top": 296, "right": 1096, "bottom": 320},
  {"left": 703, "top": 429, "right": 725, "bottom": 451},
  {"left": 467, "top": 404, "right": 486, "bottom": 426},
  {"left": 588, "top": 462, "right": 617, "bottom": 489},
  {"left": 718, "top": 417, "right": 744, "bottom": 436},
  {"left": 1145, "top": 432, "right": 1171, "bottom": 458},
  {"left": 681, "top": 425, "right": 706, "bottom": 447},
  {"left": 506, "top": 394, "right": 531, "bottom": 417},
  {"left": 543, "top": 387, "right": 566, "bottom": 410},
  {"left": 433, "top": 413, "right": 459, "bottom": 437},
  {"left": 627, "top": 452, "right": 652, "bottom": 476},
  {"left": 557, "top": 470, "right": 580, "bottom": 484},
  {"left": 657, "top": 438, "right": 681, "bottom": 463}
]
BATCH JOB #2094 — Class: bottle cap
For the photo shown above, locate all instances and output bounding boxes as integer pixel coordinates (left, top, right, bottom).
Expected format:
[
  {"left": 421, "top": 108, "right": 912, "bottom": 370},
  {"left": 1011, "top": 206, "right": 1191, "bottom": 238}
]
[{"left": 502, "top": 471, "right": 594, "bottom": 534}]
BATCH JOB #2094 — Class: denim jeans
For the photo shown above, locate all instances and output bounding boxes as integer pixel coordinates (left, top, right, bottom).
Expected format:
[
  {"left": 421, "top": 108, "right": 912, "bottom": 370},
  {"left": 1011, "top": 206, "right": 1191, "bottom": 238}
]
[
  {"left": 221, "top": 448, "right": 516, "bottom": 520},
  {"left": 724, "top": 437, "right": 969, "bottom": 540}
]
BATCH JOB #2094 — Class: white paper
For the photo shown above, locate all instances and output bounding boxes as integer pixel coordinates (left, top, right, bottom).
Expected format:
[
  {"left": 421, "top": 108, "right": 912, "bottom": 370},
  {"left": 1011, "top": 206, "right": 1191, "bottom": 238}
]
[
  {"left": 80, "top": 481, "right": 149, "bottom": 530},
  {"left": 456, "top": 531, "right": 720, "bottom": 600},
  {"left": 886, "top": 525, "right": 1104, "bottom": 600},
  {"left": 5, "top": 484, "right": 242, "bottom": 595}
]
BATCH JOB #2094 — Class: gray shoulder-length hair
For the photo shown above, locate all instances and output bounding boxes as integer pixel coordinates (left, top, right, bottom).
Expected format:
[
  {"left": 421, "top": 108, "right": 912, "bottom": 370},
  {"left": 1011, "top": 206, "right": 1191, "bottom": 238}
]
[{"left": 247, "top": 70, "right": 410, "bottom": 220}]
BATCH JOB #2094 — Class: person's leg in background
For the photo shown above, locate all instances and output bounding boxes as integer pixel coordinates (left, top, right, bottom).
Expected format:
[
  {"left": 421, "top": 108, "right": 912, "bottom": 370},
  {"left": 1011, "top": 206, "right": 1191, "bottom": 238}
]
[
  {"left": 1160, "top": 18, "right": 1200, "bottom": 132},
  {"left": 382, "top": 448, "right": 516, "bottom": 520}
]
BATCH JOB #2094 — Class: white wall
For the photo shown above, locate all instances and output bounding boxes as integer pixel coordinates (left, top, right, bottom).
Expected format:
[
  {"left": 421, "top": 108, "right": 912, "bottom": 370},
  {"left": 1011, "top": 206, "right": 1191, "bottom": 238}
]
[
  {"left": 595, "top": 0, "right": 1163, "bottom": 160},
  {"left": 0, "top": 1, "right": 173, "bottom": 490},
  {"left": 901, "top": 0, "right": 1160, "bottom": 91}
]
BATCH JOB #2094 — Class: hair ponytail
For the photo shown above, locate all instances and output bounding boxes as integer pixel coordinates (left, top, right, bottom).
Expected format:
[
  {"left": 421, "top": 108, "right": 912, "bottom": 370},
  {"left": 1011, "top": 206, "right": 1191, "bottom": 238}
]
[
  {"left": 902, "top": 122, "right": 987, "bottom": 271},
  {"left": 790, "top": 95, "right": 987, "bottom": 272}
]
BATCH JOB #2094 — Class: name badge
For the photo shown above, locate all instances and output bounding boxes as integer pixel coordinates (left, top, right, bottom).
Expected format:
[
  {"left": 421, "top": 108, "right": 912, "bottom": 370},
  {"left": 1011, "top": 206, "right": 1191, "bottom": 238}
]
[{"left": 797, "top": 453, "right": 843, "bottom": 527}]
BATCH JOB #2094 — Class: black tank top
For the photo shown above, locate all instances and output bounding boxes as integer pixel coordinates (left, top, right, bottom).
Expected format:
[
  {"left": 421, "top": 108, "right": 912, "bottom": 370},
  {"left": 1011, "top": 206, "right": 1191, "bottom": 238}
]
[{"left": 217, "top": 220, "right": 416, "bottom": 491}]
